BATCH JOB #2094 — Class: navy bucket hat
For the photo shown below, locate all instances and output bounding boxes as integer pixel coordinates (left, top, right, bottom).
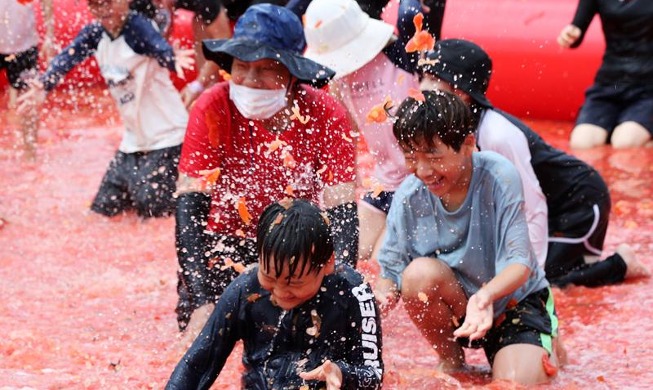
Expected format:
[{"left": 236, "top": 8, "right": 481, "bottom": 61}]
[
  {"left": 420, "top": 39, "right": 493, "bottom": 108},
  {"left": 202, "top": 4, "right": 335, "bottom": 88}
]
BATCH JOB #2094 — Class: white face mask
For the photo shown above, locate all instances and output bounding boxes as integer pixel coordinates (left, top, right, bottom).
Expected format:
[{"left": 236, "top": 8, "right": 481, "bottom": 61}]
[{"left": 229, "top": 80, "right": 288, "bottom": 120}]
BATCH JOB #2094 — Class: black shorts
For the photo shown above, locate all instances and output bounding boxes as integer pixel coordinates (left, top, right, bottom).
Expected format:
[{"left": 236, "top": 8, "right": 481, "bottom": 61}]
[
  {"left": 91, "top": 144, "right": 181, "bottom": 218},
  {"left": 576, "top": 83, "right": 653, "bottom": 139},
  {"left": 361, "top": 190, "right": 395, "bottom": 214},
  {"left": 548, "top": 171, "right": 610, "bottom": 256},
  {"left": 1, "top": 46, "right": 38, "bottom": 90},
  {"left": 456, "top": 288, "right": 558, "bottom": 365}
]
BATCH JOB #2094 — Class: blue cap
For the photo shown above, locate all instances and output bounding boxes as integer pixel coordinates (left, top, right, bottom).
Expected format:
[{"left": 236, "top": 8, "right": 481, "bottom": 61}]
[{"left": 202, "top": 4, "right": 335, "bottom": 87}]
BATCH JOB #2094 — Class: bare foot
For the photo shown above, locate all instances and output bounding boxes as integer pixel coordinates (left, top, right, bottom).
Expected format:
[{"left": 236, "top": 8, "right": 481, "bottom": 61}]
[{"left": 617, "top": 244, "right": 651, "bottom": 279}]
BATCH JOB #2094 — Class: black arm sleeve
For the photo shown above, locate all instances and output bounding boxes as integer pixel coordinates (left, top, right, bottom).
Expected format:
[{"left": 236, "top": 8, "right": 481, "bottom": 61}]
[
  {"left": 175, "top": 192, "right": 213, "bottom": 309},
  {"left": 327, "top": 202, "right": 359, "bottom": 268},
  {"left": 336, "top": 276, "right": 383, "bottom": 389},
  {"left": 40, "top": 23, "right": 103, "bottom": 92},
  {"left": 569, "top": 0, "right": 598, "bottom": 48},
  {"left": 166, "top": 272, "right": 246, "bottom": 390}
]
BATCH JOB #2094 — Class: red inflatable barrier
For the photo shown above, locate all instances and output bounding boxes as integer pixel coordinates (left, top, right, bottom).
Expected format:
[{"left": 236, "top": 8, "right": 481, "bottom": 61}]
[
  {"left": 384, "top": 0, "right": 603, "bottom": 121},
  {"left": 5, "top": 0, "right": 602, "bottom": 121},
  {"left": 442, "top": 0, "right": 602, "bottom": 121}
]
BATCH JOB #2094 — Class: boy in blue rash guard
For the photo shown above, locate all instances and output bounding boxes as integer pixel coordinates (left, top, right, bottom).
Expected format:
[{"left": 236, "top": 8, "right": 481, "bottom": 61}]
[
  {"left": 166, "top": 199, "right": 383, "bottom": 390},
  {"left": 18, "top": 0, "right": 194, "bottom": 218},
  {"left": 374, "top": 91, "right": 563, "bottom": 385}
]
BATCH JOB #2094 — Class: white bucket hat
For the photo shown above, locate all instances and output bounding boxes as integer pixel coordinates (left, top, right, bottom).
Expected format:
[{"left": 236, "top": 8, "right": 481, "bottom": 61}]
[{"left": 303, "top": 0, "right": 395, "bottom": 79}]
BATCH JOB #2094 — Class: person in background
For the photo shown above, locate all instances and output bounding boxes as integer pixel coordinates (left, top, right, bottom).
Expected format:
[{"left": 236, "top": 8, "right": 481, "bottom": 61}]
[
  {"left": 419, "top": 38, "right": 650, "bottom": 288},
  {"left": 174, "top": 4, "right": 358, "bottom": 345},
  {"left": 303, "top": 0, "right": 422, "bottom": 266},
  {"left": 18, "top": 0, "right": 194, "bottom": 218},
  {"left": 557, "top": 0, "right": 653, "bottom": 149},
  {"left": 166, "top": 198, "right": 382, "bottom": 390},
  {"left": 1, "top": 0, "right": 54, "bottom": 161},
  {"left": 375, "top": 90, "right": 563, "bottom": 384},
  {"left": 129, "top": 0, "right": 232, "bottom": 108}
]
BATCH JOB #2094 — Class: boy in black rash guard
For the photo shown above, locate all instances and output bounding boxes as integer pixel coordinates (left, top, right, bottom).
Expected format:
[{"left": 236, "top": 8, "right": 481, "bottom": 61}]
[
  {"left": 558, "top": 0, "right": 653, "bottom": 149},
  {"left": 166, "top": 198, "right": 383, "bottom": 390}
]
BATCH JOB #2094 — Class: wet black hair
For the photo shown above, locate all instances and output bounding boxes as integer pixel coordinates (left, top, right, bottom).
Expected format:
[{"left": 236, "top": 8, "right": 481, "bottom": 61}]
[
  {"left": 392, "top": 90, "right": 477, "bottom": 153},
  {"left": 257, "top": 198, "right": 333, "bottom": 281}
]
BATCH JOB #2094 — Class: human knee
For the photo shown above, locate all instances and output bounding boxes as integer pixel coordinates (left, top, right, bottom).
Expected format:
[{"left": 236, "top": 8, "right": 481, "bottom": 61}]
[
  {"left": 492, "top": 345, "right": 552, "bottom": 385},
  {"left": 401, "top": 257, "right": 451, "bottom": 298},
  {"left": 569, "top": 124, "right": 608, "bottom": 149},
  {"left": 611, "top": 122, "right": 652, "bottom": 148}
]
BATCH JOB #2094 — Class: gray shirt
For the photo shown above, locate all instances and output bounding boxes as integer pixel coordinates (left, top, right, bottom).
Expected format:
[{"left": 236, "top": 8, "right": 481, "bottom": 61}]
[{"left": 378, "top": 151, "right": 549, "bottom": 317}]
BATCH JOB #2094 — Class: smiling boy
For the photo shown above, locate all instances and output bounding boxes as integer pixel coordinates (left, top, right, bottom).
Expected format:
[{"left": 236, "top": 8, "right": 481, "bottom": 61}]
[
  {"left": 374, "top": 90, "right": 562, "bottom": 385},
  {"left": 166, "top": 199, "right": 382, "bottom": 390}
]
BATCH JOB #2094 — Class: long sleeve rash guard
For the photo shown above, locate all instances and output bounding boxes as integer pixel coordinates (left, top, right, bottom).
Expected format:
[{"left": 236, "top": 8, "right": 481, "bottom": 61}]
[{"left": 166, "top": 264, "right": 383, "bottom": 390}]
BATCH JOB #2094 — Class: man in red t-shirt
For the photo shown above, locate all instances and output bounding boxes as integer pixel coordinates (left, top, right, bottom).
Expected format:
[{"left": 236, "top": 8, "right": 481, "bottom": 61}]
[{"left": 174, "top": 4, "right": 358, "bottom": 342}]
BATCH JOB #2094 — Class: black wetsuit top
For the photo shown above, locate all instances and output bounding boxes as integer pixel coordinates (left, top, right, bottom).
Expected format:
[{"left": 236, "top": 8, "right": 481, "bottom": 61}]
[
  {"left": 166, "top": 264, "right": 383, "bottom": 390},
  {"left": 569, "top": 0, "right": 653, "bottom": 88}
]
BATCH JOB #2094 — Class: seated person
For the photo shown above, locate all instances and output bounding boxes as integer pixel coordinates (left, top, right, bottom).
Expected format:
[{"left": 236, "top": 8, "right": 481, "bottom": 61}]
[
  {"left": 375, "top": 90, "right": 564, "bottom": 385},
  {"left": 166, "top": 198, "right": 383, "bottom": 390}
]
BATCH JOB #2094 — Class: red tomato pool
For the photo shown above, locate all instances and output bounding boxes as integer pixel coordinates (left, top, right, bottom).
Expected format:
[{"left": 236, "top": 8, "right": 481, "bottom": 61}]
[{"left": 1, "top": 84, "right": 652, "bottom": 388}]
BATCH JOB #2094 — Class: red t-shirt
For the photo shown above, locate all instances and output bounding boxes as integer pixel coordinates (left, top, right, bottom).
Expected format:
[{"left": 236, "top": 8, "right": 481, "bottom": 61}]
[{"left": 179, "top": 82, "right": 356, "bottom": 237}]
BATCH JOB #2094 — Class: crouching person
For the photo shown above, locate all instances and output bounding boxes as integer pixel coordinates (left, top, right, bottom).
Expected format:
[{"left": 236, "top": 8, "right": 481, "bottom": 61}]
[{"left": 374, "top": 90, "right": 563, "bottom": 385}]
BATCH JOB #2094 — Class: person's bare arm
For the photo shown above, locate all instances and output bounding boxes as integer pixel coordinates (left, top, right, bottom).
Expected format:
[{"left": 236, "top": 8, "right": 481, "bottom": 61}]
[
  {"left": 453, "top": 263, "right": 530, "bottom": 341},
  {"left": 374, "top": 276, "right": 400, "bottom": 316},
  {"left": 39, "top": 0, "right": 58, "bottom": 62},
  {"left": 181, "top": 8, "right": 231, "bottom": 107}
]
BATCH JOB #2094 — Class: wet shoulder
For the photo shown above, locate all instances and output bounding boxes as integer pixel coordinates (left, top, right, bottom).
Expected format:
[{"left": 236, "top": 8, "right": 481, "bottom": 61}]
[
  {"left": 473, "top": 151, "right": 523, "bottom": 196},
  {"left": 392, "top": 175, "right": 435, "bottom": 214},
  {"left": 478, "top": 109, "right": 524, "bottom": 147}
]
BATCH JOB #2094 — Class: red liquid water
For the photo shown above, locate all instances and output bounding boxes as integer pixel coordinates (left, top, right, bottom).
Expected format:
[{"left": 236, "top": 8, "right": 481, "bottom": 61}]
[{"left": 1, "top": 88, "right": 651, "bottom": 389}]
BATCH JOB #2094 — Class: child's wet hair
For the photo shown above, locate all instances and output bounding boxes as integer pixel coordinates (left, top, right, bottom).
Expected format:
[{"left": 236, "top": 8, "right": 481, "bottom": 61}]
[
  {"left": 257, "top": 198, "right": 333, "bottom": 280},
  {"left": 393, "top": 90, "right": 477, "bottom": 152}
]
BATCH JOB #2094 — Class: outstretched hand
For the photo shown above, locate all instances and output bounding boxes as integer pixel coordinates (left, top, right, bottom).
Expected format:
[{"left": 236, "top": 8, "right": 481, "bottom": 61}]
[
  {"left": 299, "top": 359, "right": 343, "bottom": 390},
  {"left": 17, "top": 79, "right": 46, "bottom": 116},
  {"left": 557, "top": 24, "right": 581, "bottom": 48},
  {"left": 453, "top": 289, "right": 493, "bottom": 342},
  {"left": 172, "top": 41, "right": 196, "bottom": 79},
  {"left": 373, "top": 277, "right": 400, "bottom": 317}
]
